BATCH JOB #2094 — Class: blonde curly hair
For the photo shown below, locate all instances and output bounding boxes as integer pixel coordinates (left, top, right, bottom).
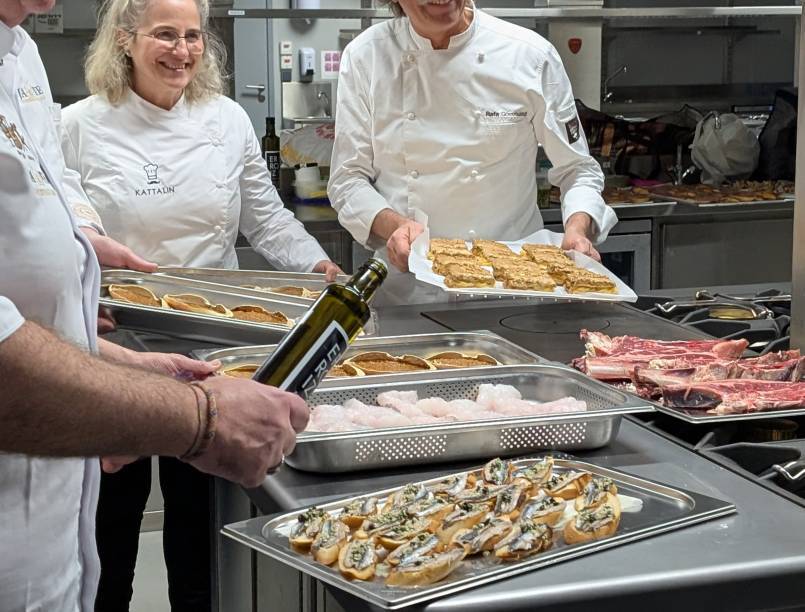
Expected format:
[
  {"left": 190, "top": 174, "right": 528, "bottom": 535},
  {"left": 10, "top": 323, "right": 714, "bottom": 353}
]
[{"left": 85, "top": 0, "right": 227, "bottom": 105}]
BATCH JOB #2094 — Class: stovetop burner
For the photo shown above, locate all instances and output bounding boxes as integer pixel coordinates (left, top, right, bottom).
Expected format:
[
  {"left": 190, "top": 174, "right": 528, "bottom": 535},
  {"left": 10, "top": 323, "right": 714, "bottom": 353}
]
[
  {"left": 638, "top": 412, "right": 805, "bottom": 507},
  {"left": 634, "top": 288, "right": 792, "bottom": 353}
]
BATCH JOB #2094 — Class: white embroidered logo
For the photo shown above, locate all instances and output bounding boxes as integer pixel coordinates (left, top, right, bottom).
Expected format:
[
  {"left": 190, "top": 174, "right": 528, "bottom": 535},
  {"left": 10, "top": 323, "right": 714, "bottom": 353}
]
[{"left": 143, "top": 162, "right": 159, "bottom": 185}]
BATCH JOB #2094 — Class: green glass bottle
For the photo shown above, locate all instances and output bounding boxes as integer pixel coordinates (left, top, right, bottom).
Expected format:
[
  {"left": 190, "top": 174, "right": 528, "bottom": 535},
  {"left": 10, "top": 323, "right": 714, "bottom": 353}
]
[{"left": 252, "top": 259, "right": 387, "bottom": 398}]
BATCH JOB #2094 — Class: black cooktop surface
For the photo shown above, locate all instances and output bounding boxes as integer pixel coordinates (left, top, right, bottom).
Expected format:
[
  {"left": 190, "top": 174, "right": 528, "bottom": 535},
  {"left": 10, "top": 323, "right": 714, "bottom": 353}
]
[{"left": 421, "top": 302, "right": 706, "bottom": 364}]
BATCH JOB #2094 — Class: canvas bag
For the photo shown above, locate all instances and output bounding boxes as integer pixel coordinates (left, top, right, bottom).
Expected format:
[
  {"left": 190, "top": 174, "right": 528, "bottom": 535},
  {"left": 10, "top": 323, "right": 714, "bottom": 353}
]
[{"left": 691, "top": 112, "right": 760, "bottom": 185}]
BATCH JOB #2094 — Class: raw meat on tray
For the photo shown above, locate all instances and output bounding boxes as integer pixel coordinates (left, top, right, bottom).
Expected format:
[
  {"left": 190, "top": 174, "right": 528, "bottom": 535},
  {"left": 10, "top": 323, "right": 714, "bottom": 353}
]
[{"left": 572, "top": 330, "right": 805, "bottom": 415}]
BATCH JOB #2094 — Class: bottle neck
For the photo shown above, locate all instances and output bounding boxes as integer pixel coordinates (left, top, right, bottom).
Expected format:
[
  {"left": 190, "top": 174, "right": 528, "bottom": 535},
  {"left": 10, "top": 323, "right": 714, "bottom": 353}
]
[{"left": 347, "top": 259, "right": 387, "bottom": 303}]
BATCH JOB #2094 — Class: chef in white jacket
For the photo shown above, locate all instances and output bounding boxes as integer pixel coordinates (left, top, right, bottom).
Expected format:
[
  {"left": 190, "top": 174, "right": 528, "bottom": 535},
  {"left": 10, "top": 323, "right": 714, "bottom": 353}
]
[
  {"left": 61, "top": 1, "right": 340, "bottom": 277},
  {"left": 0, "top": 1, "right": 310, "bottom": 610},
  {"left": 60, "top": 0, "right": 339, "bottom": 609},
  {"left": 329, "top": 0, "right": 617, "bottom": 301}
]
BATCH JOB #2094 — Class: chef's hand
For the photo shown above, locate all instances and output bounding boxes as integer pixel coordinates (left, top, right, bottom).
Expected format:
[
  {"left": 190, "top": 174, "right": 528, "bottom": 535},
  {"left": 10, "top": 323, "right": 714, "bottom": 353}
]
[
  {"left": 97, "top": 306, "right": 117, "bottom": 334},
  {"left": 562, "top": 212, "right": 601, "bottom": 262},
  {"left": 80, "top": 227, "right": 158, "bottom": 272},
  {"left": 312, "top": 260, "right": 344, "bottom": 282},
  {"left": 98, "top": 338, "right": 220, "bottom": 380},
  {"left": 387, "top": 219, "right": 425, "bottom": 273},
  {"left": 134, "top": 352, "right": 221, "bottom": 380},
  {"left": 187, "top": 377, "right": 310, "bottom": 487},
  {"left": 101, "top": 456, "right": 140, "bottom": 473}
]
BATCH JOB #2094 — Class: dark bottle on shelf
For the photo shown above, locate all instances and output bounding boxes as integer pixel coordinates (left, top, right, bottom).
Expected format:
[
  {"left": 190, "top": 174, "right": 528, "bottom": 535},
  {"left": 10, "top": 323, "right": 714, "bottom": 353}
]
[
  {"left": 261, "top": 116, "right": 281, "bottom": 186},
  {"left": 252, "top": 259, "right": 388, "bottom": 399}
]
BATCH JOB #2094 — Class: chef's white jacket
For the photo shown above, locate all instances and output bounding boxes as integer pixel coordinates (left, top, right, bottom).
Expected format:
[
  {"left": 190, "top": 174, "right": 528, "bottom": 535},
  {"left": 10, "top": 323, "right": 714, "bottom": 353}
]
[
  {"left": 329, "top": 7, "right": 617, "bottom": 252},
  {"left": 0, "top": 21, "right": 101, "bottom": 612},
  {"left": 61, "top": 92, "right": 330, "bottom": 271}
]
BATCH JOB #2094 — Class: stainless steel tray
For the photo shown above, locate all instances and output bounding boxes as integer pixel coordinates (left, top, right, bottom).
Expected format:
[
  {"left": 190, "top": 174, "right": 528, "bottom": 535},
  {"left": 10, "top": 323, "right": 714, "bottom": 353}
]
[
  {"left": 682, "top": 198, "right": 792, "bottom": 208},
  {"left": 222, "top": 457, "right": 736, "bottom": 610},
  {"left": 654, "top": 401, "right": 805, "bottom": 425},
  {"left": 100, "top": 270, "right": 312, "bottom": 345},
  {"left": 193, "top": 331, "right": 547, "bottom": 371},
  {"left": 155, "top": 267, "right": 350, "bottom": 302},
  {"left": 289, "top": 365, "right": 654, "bottom": 472}
]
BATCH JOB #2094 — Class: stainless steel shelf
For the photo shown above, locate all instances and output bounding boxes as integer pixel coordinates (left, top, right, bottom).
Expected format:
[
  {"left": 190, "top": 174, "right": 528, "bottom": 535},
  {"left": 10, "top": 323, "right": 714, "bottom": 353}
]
[{"left": 211, "top": 6, "right": 802, "bottom": 20}]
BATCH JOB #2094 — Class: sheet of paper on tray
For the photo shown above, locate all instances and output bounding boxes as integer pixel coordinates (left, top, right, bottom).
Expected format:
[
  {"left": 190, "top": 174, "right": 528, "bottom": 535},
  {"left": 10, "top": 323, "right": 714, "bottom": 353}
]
[{"left": 407, "top": 209, "right": 637, "bottom": 303}]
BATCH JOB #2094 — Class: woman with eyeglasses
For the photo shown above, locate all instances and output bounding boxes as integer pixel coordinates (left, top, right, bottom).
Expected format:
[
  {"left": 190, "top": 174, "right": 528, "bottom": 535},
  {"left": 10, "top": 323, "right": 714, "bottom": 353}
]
[{"left": 59, "top": 0, "right": 341, "bottom": 610}]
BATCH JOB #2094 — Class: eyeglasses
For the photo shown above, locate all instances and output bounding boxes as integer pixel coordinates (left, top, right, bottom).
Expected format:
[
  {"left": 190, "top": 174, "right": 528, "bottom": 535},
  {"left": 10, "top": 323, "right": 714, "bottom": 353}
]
[{"left": 131, "top": 29, "right": 205, "bottom": 52}]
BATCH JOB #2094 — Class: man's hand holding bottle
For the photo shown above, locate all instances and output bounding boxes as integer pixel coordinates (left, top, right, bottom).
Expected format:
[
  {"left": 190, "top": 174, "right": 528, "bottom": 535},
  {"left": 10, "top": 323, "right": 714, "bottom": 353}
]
[{"left": 188, "top": 377, "right": 310, "bottom": 488}]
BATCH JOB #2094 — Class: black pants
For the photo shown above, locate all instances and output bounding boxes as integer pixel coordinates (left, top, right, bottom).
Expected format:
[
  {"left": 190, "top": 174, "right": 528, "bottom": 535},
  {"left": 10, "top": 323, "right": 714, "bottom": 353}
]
[{"left": 94, "top": 457, "right": 213, "bottom": 612}]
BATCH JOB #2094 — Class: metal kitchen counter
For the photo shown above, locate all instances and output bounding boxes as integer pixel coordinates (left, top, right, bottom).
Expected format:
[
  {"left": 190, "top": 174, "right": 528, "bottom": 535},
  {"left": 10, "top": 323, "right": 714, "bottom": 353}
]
[
  {"left": 210, "top": 299, "right": 805, "bottom": 612},
  {"left": 288, "top": 198, "right": 795, "bottom": 228},
  {"left": 254, "top": 419, "right": 805, "bottom": 612}
]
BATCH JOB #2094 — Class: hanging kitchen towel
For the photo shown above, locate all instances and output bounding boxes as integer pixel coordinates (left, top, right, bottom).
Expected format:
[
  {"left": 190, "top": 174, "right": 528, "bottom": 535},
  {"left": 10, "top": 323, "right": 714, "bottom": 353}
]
[{"left": 691, "top": 112, "right": 760, "bottom": 185}]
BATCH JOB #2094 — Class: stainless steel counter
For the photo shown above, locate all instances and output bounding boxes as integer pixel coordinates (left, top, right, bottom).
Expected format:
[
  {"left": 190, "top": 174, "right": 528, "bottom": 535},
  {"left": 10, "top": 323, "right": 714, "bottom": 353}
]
[
  {"left": 255, "top": 419, "right": 805, "bottom": 612},
  {"left": 211, "top": 298, "right": 805, "bottom": 612}
]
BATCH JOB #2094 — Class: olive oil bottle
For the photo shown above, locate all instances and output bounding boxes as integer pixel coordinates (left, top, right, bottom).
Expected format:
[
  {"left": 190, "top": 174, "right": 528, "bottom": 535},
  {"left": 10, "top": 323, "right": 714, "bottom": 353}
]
[{"left": 252, "top": 259, "right": 387, "bottom": 398}]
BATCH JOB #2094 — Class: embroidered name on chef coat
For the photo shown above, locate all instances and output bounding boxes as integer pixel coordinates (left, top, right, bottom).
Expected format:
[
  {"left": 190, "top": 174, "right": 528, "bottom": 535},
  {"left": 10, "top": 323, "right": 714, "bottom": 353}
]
[
  {"left": 134, "top": 160, "right": 176, "bottom": 196},
  {"left": 16, "top": 83, "right": 45, "bottom": 103},
  {"left": 482, "top": 109, "right": 528, "bottom": 125}
]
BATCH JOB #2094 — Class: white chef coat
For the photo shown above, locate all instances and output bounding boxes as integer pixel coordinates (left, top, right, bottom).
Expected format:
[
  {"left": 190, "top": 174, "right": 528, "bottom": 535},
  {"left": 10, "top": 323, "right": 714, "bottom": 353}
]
[
  {"left": 61, "top": 92, "right": 329, "bottom": 271},
  {"left": 328, "top": 6, "right": 617, "bottom": 302},
  {"left": 0, "top": 21, "right": 101, "bottom": 612}
]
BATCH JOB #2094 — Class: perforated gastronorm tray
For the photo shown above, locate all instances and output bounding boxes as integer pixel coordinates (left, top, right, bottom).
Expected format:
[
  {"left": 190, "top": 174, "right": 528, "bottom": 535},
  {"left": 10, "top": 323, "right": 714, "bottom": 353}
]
[
  {"left": 289, "top": 365, "right": 654, "bottom": 472},
  {"left": 223, "top": 457, "right": 735, "bottom": 610}
]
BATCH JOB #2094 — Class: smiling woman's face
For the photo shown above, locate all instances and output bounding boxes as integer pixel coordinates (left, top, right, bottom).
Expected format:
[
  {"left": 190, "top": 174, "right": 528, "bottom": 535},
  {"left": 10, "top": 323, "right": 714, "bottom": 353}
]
[
  {"left": 126, "top": 0, "right": 203, "bottom": 108},
  {"left": 396, "top": 0, "right": 470, "bottom": 48}
]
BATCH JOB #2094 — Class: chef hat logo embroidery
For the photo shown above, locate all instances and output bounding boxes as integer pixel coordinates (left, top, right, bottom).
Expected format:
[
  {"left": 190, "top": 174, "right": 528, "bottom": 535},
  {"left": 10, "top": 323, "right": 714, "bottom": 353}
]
[{"left": 143, "top": 162, "right": 160, "bottom": 185}]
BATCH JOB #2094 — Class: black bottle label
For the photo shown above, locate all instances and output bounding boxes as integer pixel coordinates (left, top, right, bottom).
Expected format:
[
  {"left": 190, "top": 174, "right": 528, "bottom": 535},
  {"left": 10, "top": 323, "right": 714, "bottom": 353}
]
[
  {"left": 265, "top": 151, "right": 281, "bottom": 186},
  {"left": 278, "top": 320, "right": 349, "bottom": 399}
]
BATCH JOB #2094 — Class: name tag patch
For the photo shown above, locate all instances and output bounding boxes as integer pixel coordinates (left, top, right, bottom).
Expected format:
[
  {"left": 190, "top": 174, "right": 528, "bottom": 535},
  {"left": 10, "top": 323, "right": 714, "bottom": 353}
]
[{"left": 565, "top": 116, "right": 581, "bottom": 144}]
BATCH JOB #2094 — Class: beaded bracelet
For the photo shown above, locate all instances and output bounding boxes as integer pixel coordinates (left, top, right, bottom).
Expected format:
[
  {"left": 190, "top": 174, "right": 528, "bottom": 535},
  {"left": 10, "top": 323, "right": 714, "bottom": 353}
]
[
  {"left": 181, "top": 383, "right": 207, "bottom": 460},
  {"left": 181, "top": 382, "right": 219, "bottom": 460}
]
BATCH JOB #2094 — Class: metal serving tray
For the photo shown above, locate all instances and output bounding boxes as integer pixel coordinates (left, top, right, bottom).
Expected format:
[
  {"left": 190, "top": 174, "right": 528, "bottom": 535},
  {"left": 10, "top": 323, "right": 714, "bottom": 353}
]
[
  {"left": 194, "top": 331, "right": 547, "bottom": 370},
  {"left": 223, "top": 457, "right": 736, "bottom": 610},
  {"left": 155, "top": 267, "right": 350, "bottom": 302},
  {"left": 100, "top": 270, "right": 312, "bottom": 345},
  {"left": 653, "top": 401, "right": 805, "bottom": 425},
  {"left": 289, "top": 365, "right": 654, "bottom": 472}
]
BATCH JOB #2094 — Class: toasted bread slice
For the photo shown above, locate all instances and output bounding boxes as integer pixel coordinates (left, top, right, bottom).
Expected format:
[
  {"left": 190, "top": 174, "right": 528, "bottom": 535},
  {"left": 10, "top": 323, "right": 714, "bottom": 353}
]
[
  {"left": 108, "top": 284, "right": 164, "bottom": 308},
  {"left": 430, "top": 238, "right": 468, "bottom": 251},
  {"left": 564, "top": 271, "right": 617, "bottom": 294},
  {"left": 504, "top": 272, "right": 556, "bottom": 291},
  {"left": 221, "top": 364, "right": 259, "bottom": 379},
  {"left": 231, "top": 305, "right": 293, "bottom": 326},
  {"left": 328, "top": 362, "right": 365, "bottom": 378},
  {"left": 426, "top": 352, "right": 499, "bottom": 370},
  {"left": 444, "top": 263, "right": 496, "bottom": 288},
  {"left": 471, "top": 240, "right": 515, "bottom": 264},
  {"left": 385, "top": 548, "right": 465, "bottom": 587},
  {"left": 345, "top": 351, "right": 434, "bottom": 374},
  {"left": 545, "top": 261, "right": 579, "bottom": 284},
  {"left": 432, "top": 252, "right": 480, "bottom": 275},
  {"left": 544, "top": 471, "right": 592, "bottom": 500},
  {"left": 311, "top": 519, "right": 350, "bottom": 566},
  {"left": 338, "top": 539, "right": 377, "bottom": 581},
  {"left": 521, "top": 243, "right": 567, "bottom": 260},
  {"left": 563, "top": 494, "right": 621, "bottom": 544},
  {"left": 163, "top": 293, "right": 233, "bottom": 318}
]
